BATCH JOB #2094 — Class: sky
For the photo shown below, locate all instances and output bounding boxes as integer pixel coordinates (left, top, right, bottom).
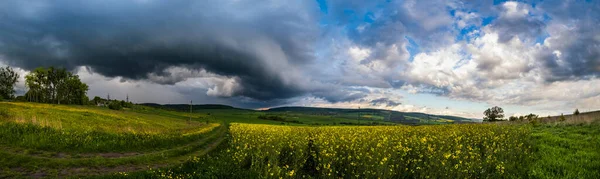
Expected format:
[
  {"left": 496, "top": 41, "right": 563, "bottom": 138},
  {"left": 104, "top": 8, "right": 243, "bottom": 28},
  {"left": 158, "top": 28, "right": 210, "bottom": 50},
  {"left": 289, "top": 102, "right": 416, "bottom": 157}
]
[{"left": 0, "top": 0, "right": 599, "bottom": 119}]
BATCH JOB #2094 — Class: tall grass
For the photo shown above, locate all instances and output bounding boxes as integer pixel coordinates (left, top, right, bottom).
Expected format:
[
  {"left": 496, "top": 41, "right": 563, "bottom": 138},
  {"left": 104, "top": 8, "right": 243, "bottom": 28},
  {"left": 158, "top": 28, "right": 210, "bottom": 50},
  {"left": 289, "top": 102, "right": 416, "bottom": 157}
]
[
  {"left": 529, "top": 123, "right": 600, "bottom": 178},
  {"left": 0, "top": 102, "right": 221, "bottom": 153},
  {"left": 0, "top": 102, "right": 208, "bottom": 134},
  {"left": 0, "top": 122, "right": 220, "bottom": 153}
]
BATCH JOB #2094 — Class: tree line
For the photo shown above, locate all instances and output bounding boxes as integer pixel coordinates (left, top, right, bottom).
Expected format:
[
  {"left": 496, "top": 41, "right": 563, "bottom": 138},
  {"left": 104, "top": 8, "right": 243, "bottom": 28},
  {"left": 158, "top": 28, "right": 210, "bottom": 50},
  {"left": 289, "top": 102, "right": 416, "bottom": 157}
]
[
  {"left": 483, "top": 106, "right": 581, "bottom": 123},
  {"left": 24, "top": 67, "right": 89, "bottom": 104},
  {"left": 0, "top": 66, "right": 134, "bottom": 110},
  {"left": 0, "top": 66, "right": 88, "bottom": 105}
]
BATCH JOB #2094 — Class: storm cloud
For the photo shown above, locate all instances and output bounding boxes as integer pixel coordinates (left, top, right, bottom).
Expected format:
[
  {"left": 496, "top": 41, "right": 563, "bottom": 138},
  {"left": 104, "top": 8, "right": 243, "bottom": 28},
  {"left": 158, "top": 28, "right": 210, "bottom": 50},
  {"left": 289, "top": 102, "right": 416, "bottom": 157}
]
[{"left": 0, "top": 0, "right": 319, "bottom": 101}]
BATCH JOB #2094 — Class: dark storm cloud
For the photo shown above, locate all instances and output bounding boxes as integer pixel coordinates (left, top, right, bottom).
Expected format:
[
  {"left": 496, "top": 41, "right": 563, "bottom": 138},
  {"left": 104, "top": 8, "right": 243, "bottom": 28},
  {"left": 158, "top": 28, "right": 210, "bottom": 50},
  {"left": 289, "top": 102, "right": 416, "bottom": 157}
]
[
  {"left": 0, "top": 0, "right": 318, "bottom": 101},
  {"left": 312, "top": 90, "right": 367, "bottom": 103},
  {"left": 370, "top": 98, "right": 401, "bottom": 107}
]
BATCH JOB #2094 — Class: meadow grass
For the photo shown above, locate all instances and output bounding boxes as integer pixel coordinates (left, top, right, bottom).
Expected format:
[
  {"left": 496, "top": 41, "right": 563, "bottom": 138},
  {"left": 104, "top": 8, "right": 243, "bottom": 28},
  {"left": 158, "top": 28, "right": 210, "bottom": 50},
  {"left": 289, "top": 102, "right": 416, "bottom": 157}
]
[
  {"left": 0, "top": 102, "right": 230, "bottom": 178},
  {"left": 0, "top": 102, "right": 208, "bottom": 134},
  {"left": 0, "top": 122, "right": 220, "bottom": 153},
  {"left": 529, "top": 123, "right": 600, "bottom": 179},
  {"left": 0, "top": 125, "right": 226, "bottom": 170},
  {"left": 0, "top": 102, "right": 226, "bottom": 153}
]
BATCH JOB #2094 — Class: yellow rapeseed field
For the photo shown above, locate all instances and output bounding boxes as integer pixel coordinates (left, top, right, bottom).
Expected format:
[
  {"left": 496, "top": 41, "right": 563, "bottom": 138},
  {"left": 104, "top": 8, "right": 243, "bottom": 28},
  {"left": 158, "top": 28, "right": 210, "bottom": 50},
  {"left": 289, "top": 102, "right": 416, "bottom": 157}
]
[{"left": 229, "top": 123, "right": 532, "bottom": 178}]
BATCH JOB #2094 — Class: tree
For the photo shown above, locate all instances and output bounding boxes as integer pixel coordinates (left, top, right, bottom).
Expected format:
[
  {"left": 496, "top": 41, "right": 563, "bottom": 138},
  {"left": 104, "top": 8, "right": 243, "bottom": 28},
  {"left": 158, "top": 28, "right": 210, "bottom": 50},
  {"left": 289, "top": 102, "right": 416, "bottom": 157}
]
[
  {"left": 25, "top": 67, "right": 89, "bottom": 105},
  {"left": 483, "top": 106, "right": 504, "bottom": 122},
  {"left": 14, "top": 96, "right": 26, "bottom": 102},
  {"left": 0, "top": 66, "right": 20, "bottom": 99},
  {"left": 523, "top": 113, "right": 538, "bottom": 122},
  {"left": 92, "top": 96, "right": 103, "bottom": 105},
  {"left": 108, "top": 101, "right": 123, "bottom": 110},
  {"left": 508, "top": 116, "right": 518, "bottom": 121},
  {"left": 574, "top": 109, "right": 580, "bottom": 115}
]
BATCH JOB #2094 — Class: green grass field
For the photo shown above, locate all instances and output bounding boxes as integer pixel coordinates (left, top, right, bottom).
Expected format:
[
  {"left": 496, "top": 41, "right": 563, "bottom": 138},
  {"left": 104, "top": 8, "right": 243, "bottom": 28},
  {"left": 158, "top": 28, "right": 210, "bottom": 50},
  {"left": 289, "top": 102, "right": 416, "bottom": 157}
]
[{"left": 0, "top": 102, "right": 598, "bottom": 178}]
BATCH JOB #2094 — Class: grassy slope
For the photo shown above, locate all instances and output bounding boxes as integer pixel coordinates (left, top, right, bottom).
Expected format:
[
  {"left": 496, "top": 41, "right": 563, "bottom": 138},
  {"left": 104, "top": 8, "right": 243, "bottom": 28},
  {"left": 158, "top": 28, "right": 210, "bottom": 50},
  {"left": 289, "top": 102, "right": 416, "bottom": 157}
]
[
  {"left": 1, "top": 102, "right": 209, "bottom": 133},
  {"left": 0, "top": 102, "right": 227, "bottom": 178},
  {"left": 267, "top": 106, "right": 474, "bottom": 125},
  {"left": 145, "top": 104, "right": 474, "bottom": 125},
  {"left": 196, "top": 109, "right": 398, "bottom": 126}
]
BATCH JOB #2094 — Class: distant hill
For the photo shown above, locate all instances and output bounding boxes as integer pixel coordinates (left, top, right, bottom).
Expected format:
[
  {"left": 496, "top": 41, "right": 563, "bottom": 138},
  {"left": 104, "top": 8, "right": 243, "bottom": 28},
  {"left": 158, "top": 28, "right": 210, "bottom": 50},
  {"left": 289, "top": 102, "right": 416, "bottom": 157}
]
[
  {"left": 140, "top": 103, "right": 238, "bottom": 111},
  {"left": 268, "top": 106, "right": 474, "bottom": 125},
  {"left": 138, "top": 104, "right": 474, "bottom": 125}
]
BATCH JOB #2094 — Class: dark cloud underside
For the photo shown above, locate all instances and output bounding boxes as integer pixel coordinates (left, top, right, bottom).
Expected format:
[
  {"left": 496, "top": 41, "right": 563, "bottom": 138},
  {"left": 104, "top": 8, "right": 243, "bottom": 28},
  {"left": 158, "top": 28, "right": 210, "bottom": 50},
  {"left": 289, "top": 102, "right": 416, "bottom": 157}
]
[{"left": 0, "top": 0, "right": 318, "bottom": 100}]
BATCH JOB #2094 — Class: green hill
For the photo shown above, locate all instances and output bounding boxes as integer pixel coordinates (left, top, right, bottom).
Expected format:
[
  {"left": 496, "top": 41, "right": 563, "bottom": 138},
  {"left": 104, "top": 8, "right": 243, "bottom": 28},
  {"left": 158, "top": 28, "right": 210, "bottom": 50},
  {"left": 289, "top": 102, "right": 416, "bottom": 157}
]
[
  {"left": 267, "top": 106, "right": 474, "bottom": 125},
  {"left": 140, "top": 103, "right": 238, "bottom": 110},
  {"left": 0, "top": 102, "right": 227, "bottom": 178}
]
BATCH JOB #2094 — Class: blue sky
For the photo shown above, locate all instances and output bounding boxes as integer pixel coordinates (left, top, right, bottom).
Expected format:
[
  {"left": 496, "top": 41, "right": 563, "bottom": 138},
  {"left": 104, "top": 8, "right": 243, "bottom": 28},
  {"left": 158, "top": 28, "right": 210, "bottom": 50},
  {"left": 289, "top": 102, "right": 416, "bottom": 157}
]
[{"left": 1, "top": 0, "right": 599, "bottom": 119}]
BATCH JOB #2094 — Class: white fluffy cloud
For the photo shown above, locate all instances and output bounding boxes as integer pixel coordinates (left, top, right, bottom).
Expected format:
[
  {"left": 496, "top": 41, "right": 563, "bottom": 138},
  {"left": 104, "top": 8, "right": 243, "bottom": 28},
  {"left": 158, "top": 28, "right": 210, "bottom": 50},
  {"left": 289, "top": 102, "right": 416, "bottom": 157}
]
[{"left": 401, "top": 18, "right": 599, "bottom": 113}]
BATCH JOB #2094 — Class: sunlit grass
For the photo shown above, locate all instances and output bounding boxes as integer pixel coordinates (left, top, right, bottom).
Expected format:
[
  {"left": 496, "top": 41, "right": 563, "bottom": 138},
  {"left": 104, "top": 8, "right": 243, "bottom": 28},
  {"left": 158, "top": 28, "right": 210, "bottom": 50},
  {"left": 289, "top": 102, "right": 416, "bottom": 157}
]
[
  {"left": 0, "top": 102, "right": 207, "bottom": 134},
  {"left": 0, "top": 102, "right": 220, "bottom": 153}
]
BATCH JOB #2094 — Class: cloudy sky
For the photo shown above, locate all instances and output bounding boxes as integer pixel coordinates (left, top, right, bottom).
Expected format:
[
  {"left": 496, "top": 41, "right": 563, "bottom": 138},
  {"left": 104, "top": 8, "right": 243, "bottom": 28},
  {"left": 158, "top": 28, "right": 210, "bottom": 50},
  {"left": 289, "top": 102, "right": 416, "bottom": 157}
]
[{"left": 1, "top": 0, "right": 599, "bottom": 118}]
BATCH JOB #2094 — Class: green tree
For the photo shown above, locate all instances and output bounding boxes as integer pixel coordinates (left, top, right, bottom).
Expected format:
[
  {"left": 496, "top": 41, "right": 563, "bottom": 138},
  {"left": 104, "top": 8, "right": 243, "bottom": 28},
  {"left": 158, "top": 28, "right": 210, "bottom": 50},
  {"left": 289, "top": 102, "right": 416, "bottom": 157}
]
[
  {"left": 92, "top": 96, "right": 104, "bottom": 105},
  {"left": 25, "top": 67, "right": 89, "bottom": 105},
  {"left": 108, "top": 101, "right": 123, "bottom": 110},
  {"left": 0, "top": 66, "right": 20, "bottom": 99},
  {"left": 25, "top": 68, "right": 49, "bottom": 103},
  {"left": 483, "top": 106, "right": 504, "bottom": 122},
  {"left": 523, "top": 113, "right": 538, "bottom": 122},
  {"left": 574, "top": 109, "right": 580, "bottom": 115}
]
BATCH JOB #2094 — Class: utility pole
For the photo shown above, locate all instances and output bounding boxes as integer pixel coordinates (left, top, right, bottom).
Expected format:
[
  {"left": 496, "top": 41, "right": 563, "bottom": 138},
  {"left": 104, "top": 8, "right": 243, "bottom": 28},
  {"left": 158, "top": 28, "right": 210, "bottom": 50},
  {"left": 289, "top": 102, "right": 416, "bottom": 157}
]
[
  {"left": 189, "top": 100, "right": 193, "bottom": 123},
  {"left": 126, "top": 94, "right": 129, "bottom": 103},
  {"left": 357, "top": 106, "right": 360, "bottom": 124}
]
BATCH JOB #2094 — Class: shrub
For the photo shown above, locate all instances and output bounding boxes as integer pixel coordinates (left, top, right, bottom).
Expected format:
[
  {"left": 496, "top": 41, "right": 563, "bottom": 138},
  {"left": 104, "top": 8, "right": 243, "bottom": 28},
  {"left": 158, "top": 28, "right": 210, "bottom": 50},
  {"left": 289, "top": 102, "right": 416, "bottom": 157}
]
[
  {"left": 257, "top": 115, "right": 286, "bottom": 121},
  {"left": 108, "top": 101, "right": 123, "bottom": 110},
  {"left": 14, "top": 96, "right": 26, "bottom": 102},
  {"left": 119, "top": 100, "right": 134, "bottom": 108}
]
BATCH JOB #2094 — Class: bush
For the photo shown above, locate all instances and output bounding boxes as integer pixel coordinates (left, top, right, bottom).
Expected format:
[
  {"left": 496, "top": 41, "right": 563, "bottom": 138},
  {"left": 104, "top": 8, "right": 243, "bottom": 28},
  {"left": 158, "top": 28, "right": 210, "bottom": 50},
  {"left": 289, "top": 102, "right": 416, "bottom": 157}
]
[
  {"left": 120, "top": 100, "right": 134, "bottom": 108},
  {"left": 257, "top": 115, "right": 286, "bottom": 121},
  {"left": 108, "top": 101, "right": 123, "bottom": 110},
  {"left": 257, "top": 115, "right": 303, "bottom": 124}
]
